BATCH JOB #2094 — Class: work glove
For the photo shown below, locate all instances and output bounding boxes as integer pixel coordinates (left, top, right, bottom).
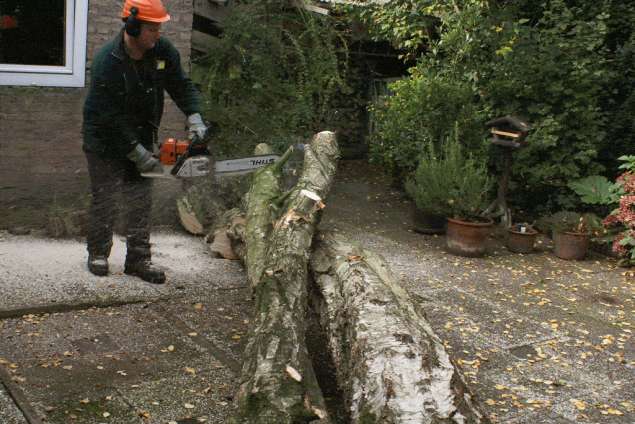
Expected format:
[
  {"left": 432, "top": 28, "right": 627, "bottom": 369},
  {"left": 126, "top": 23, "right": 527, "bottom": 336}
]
[
  {"left": 187, "top": 113, "right": 208, "bottom": 141},
  {"left": 127, "top": 144, "right": 163, "bottom": 174}
]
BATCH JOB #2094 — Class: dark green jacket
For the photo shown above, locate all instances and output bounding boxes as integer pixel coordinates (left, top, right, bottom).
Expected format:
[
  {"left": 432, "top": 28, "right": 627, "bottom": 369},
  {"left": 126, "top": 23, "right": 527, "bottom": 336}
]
[{"left": 82, "top": 30, "right": 201, "bottom": 158}]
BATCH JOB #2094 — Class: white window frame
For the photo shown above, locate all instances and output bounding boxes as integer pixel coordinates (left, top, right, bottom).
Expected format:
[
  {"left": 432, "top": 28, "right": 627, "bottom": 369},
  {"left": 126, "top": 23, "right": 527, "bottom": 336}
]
[{"left": 0, "top": 0, "right": 88, "bottom": 87}]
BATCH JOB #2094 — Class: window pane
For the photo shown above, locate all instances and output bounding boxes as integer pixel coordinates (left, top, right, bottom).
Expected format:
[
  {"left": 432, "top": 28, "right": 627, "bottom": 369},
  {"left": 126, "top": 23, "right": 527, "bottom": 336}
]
[{"left": 0, "top": 0, "right": 66, "bottom": 66}]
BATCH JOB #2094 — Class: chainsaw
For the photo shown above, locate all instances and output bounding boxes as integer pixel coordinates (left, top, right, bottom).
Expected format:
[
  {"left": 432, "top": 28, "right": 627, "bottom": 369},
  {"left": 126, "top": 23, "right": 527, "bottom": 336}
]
[{"left": 142, "top": 137, "right": 281, "bottom": 179}]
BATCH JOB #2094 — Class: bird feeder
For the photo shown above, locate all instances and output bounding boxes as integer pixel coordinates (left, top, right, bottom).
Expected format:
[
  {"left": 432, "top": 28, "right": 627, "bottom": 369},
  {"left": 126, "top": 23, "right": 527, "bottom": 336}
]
[{"left": 483, "top": 116, "right": 531, "bottom": 227}]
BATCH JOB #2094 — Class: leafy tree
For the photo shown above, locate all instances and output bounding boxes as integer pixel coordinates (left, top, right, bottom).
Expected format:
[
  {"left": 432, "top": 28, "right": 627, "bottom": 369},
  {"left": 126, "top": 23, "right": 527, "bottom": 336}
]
[
  {"left": 194, "top": 0, "right": 350, "bottom": 157},
  {"left": 354, "top": 0, "right": 634, "bottom": 214}
]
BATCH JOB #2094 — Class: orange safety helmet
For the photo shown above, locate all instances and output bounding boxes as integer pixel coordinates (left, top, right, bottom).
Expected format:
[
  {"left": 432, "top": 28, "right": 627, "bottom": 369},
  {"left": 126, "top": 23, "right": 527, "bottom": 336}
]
[{"left": 121, "top": 0, "right": 170, "bottom": 23}]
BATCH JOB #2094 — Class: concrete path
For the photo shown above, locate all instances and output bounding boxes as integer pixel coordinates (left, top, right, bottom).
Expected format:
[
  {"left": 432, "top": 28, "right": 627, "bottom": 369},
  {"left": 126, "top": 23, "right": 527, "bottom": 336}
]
[{"left": 0, "top": 160, "right": 633, "bottom": 423}]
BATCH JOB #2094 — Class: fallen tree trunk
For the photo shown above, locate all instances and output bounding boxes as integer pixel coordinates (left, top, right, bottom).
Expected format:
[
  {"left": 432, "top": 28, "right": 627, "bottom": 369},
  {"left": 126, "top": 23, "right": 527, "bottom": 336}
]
[
  {"left": 176, "top": 143, "right": 275, "bottom": 235},
  {"left": 310, "top": 232, "right": 490, "bottom": 424},
  {"left": 231, "top": 131, "right": 339, "bottom": 424}
]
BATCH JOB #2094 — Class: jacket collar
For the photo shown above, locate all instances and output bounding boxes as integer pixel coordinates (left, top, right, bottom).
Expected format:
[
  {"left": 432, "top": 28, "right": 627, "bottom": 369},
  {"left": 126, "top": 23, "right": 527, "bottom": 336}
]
[
  {"left": 110, "top": 30, "right": 126, "bottom": 62},
  {"left": 110, "top": 29, "right": 156, "bottom": 62}
]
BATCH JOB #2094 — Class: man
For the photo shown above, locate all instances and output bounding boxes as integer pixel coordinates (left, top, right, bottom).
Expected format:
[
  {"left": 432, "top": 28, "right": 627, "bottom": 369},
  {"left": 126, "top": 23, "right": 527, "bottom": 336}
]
[{"left": 82, "top": 0, "right": 207, "bottom": 284}]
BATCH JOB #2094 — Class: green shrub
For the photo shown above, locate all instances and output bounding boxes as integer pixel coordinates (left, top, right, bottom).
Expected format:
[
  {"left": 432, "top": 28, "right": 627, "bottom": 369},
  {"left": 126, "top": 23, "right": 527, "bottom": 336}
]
[
  {"left": 369, "top": 70, "right": 486, "bottom": 178},
  {"left": 537, "top": 211, "right": 603, "bottom": 236},
  {"left": 353, "top": 0, "right": 633, "bottom": 215},
  {"left": 193, "top": 1, "right": 349, "bottom": 158},
  {"left": 405, "top": 129, "right": 492, "bottom": 221}
]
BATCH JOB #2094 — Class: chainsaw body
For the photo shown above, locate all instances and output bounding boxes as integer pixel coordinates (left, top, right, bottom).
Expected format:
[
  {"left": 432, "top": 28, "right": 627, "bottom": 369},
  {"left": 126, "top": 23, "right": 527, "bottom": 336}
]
[{"left": 160, "top": 137, "right": 211, "bottom": 178}]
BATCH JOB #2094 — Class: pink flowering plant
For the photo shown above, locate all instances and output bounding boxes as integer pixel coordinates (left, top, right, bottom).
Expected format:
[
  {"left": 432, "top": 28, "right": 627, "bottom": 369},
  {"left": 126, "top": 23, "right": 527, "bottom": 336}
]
[{"left": 603, "top": 156, "right": 635, "bottom": 266}]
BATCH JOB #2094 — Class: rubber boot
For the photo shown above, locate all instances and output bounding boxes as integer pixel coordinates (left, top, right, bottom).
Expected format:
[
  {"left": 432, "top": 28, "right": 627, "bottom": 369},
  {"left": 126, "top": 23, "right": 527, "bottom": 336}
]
[
  {"left": 87, "top": 255, "right": 109, "bottom": 276},
  {"left": 124, "top": 260, "right": 166, "bottom": 284}
]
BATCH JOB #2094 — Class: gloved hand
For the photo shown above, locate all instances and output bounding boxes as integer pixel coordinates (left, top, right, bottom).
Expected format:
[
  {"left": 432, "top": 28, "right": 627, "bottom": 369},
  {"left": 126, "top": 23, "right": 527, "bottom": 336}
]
[
  {"left": 127, "top": 144, "right": 163, "bottom": 174},
  {"left": 187, "top": 113, "right": 208, "bottom": 141}
]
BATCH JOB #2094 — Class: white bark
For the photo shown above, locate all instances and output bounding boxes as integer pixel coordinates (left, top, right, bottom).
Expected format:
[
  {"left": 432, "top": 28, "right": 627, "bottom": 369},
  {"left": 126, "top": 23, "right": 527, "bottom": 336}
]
[
  {"left": 310, "top": 232, "right": 489, "bottom": 424},
  {"left": 232, "top": 132, "right": 339, "bottom": 424}
]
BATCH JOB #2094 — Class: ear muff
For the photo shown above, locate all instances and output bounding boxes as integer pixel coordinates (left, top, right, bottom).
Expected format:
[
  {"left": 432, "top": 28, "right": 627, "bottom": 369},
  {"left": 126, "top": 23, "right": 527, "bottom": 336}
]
[{"left": 125, "top": 6, "right": 141, "bottom": 37}]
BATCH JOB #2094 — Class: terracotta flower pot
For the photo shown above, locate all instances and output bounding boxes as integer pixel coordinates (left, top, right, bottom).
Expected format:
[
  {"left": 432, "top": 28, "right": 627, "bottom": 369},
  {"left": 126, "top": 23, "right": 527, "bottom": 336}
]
[
  {"left": 446, "top": 217, "right": 493, "bottom": 257},
  {"left": 506, "top": 224, "right": 538, "bottom": 254},
  {"left": 553, "top": 231, "right": 589, "bottom": 260},
  {"left": 412, "top": 209, "right": 446, "bottom": 235}
]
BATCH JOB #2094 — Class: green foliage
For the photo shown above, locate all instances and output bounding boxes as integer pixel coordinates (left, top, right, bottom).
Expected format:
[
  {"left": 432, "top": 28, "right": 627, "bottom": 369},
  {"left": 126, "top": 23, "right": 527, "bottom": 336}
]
[
  {"left": 568, "top": 176, "right": 620, "bottom": 206},
  {"left": 618, "top": 155, "right": 635, "bottom": 172},
  {"left": 356, "top": 0, "right": 634, "bottom": 215},
  {"left": 369, "top": 70, "right": 486, "bottom": 177},
  {"left": 405, "top": 129, "right": 492, "bottom": 220},
  {"left": 194, "top": 1, "right": 349, "bottom": 157},
  {"left": 539, "top": 211, "right": 603, "bottom": 236}
]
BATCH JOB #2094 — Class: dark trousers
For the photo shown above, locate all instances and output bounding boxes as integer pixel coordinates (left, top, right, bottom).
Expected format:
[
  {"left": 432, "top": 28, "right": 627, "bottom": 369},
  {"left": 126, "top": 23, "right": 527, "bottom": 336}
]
[{"left": 84, "top": 150, "right": 153, "bottom": 262}]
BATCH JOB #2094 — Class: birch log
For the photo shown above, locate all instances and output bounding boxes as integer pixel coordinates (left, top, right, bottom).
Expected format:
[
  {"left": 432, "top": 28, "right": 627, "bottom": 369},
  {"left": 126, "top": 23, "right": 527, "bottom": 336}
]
[
  {"left": 176, "top": 144, "right": 274, "bottom": 235},
  {"left": 232, "top": 131, "right": 339, "bottom": 424},
  {"left": 310, "top": 232, "right": 490, "bottom": 424}
]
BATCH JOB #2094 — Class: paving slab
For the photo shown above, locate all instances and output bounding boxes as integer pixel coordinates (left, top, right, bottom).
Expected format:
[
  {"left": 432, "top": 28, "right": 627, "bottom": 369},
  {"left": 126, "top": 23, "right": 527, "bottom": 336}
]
[
  {"left": 0, "top": 230, "right": 245, "bottom": 317},
  {"left": 0, "top": 302, "right": 242, "bottom": 424},
  {"left": 0, "top": 384, "right": 28, "bottom": 424}
]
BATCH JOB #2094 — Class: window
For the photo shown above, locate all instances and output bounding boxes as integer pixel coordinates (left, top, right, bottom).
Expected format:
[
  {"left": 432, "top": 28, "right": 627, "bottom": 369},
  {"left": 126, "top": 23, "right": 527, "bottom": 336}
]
[{"left": 0, "top": 0, "right": 88, "bottom": 87}]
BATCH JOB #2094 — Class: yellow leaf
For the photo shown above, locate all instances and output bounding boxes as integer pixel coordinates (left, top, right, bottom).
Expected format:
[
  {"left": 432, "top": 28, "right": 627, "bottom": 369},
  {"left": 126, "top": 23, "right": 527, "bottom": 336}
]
[
  {"left": 570, "top": 399, "right": 586, "bottom": 410},
  {"left": 285, "top": 365, "right": 302, "bottom": 382}
]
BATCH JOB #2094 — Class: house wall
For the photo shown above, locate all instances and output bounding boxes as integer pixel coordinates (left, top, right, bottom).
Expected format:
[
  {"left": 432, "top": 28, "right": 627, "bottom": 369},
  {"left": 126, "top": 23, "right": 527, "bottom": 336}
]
[{"left": 0, "top": 0, "right": 194, "bottom": 228}]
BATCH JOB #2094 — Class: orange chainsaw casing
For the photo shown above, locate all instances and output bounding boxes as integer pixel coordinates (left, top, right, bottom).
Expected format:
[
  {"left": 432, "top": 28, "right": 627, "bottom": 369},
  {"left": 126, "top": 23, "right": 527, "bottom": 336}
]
[{"left": 160, "top": 138, "right": 190, "bottom": 165}]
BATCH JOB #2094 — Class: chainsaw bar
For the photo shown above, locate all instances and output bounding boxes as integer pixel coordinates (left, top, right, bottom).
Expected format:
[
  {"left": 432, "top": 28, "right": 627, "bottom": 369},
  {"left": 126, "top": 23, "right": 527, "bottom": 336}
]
[
  {"left": 214, "top": 154, "right": 281, "bottom": 177},
  {"left": 142, "top": 154, "right": 281, "bottom": 179}
]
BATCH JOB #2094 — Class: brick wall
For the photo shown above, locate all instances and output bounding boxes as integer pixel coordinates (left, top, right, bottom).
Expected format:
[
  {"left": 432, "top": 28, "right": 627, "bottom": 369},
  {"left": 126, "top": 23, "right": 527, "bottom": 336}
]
[{"left": 0, "top": 0, "right": 194, "bottom": 225}]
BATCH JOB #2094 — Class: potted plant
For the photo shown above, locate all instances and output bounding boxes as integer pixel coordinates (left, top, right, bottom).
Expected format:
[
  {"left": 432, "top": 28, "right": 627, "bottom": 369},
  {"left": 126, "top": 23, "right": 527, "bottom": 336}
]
[
  {"left": 506, "top": 223, "right": 538, "bottom": 253},
  {"left": 406, "top": 132, "right": 493, "bottom": 256},
  {"left": 568, "top": 158, "right": 635, "bottom": 266},
  {"left": 545, "top": 211, "right": 603, "bottom": 260}
]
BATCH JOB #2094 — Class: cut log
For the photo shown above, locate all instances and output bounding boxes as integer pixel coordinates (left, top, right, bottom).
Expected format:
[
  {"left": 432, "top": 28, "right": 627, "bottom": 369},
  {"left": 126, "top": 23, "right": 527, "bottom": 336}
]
[
  {"left": 177, "top": 143, "right": 277, "bottom": 235},
  {"left": 310, "top": 232, "right": 490, "bottom": 424},
  {"left": 242, "top": 146, "right": 294, "bottom": 291},
  {"left": 232, "top": 131, "right": 339, "bottom": 424}
]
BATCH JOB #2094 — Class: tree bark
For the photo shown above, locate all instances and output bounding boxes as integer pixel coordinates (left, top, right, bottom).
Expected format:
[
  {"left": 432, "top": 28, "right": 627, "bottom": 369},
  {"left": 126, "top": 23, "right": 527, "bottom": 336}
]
[
  {"left": 309, "top": 232, "right": 490, "bottom": 424},
  {"left": 176, "top": 143, "right": 274, "bottom": 235},
  {"left": 232, "top": 131, "right": 339, "bottom": 424}
]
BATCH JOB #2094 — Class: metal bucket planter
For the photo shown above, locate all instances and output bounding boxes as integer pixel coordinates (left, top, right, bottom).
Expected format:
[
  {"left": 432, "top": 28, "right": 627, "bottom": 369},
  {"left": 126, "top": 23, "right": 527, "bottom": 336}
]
[
  {"left": 446, "top": 217, "right": 493, "bottom": 257},
  {"left": 506, "top": 224, "right": 538, "bottom": 254},
  {"left": 413, "top": 209, "right": 446, "bottom": 235},
  {"left": 553, "top": 231, "right": 589, "bottom": 260}
]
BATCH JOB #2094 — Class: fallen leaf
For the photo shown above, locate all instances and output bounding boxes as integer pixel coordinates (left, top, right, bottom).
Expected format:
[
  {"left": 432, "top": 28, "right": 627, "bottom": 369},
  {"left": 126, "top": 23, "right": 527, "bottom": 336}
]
[
  {"left": 286, "top": 365, "right": 302, "bottom": 382},
  {"left": 184, "top": 403, "right": 195, "bottom": 409},
  {"left": 570, "top": 399, "right": 586, "bottom": 410}
]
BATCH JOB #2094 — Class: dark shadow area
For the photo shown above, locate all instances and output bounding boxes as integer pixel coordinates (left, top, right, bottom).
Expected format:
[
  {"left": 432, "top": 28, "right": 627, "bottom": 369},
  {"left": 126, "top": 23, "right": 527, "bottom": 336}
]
[{"left": 306, "top": 279, "right": 349, "bottom": 424}]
